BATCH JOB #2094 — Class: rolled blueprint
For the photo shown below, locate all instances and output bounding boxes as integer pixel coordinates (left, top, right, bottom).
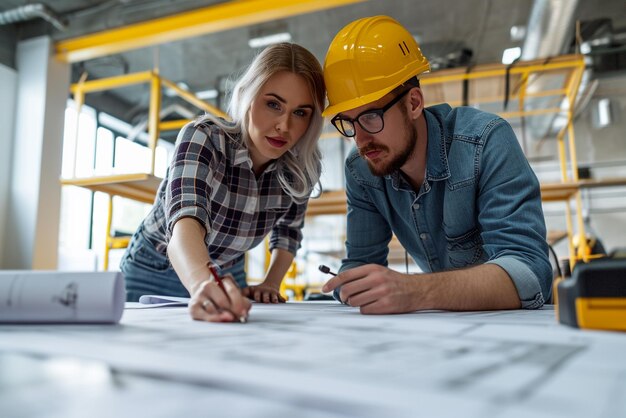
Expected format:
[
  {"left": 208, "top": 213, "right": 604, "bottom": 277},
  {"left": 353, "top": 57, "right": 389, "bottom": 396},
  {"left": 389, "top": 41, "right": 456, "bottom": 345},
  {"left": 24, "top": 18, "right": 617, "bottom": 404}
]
[{"left": 0, "top": 271, "right": 125, "bottom": 323}]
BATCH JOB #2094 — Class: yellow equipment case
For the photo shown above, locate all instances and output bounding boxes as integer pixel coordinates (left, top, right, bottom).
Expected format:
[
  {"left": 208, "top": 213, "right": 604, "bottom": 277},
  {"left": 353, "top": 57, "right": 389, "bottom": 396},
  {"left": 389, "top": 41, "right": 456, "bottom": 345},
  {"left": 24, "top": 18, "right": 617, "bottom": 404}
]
[{"left": 557, "top": 259, "right": 626, "bottom": 331}]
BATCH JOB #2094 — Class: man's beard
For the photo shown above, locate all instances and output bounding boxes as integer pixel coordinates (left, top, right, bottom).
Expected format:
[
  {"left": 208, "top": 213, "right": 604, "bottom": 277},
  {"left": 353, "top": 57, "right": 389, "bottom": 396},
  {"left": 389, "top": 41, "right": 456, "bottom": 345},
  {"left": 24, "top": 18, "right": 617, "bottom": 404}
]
[{"left": 360, "top": 115, "right": 418, "bottom": 177}]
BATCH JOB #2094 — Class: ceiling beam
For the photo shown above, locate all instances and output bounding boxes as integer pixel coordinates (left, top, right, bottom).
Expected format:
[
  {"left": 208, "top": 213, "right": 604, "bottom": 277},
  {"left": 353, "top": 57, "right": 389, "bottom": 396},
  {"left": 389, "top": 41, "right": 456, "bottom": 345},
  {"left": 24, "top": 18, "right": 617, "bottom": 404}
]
[{"left": 55, "top": 0, "right": 365, "bottom": 63}]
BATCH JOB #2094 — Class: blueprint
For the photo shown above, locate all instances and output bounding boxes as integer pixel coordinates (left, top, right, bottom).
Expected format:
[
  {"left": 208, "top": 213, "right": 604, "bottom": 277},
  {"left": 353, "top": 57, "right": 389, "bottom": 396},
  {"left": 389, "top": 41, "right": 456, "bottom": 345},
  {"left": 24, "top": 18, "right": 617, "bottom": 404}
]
[{"left": 1, "top": 302, "right": 626, "bottom": 418}]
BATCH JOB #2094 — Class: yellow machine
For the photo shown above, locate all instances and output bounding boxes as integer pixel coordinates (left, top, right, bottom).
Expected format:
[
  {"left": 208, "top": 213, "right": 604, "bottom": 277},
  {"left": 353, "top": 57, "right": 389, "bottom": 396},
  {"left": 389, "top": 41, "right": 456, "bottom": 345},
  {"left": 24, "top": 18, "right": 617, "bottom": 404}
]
[{"left": 555, "top": 259, "right": 626, "bottom": 331}]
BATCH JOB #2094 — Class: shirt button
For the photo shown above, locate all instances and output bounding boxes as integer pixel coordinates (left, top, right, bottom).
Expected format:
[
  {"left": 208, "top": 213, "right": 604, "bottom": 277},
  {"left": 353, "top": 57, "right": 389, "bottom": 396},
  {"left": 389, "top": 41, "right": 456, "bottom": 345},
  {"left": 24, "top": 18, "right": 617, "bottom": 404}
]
[
  {"left": 420, "top": 233, "right": 427, "bottom": 240},
  {"left": 414, "top": 203, "right": 420, "bottom": 210}
]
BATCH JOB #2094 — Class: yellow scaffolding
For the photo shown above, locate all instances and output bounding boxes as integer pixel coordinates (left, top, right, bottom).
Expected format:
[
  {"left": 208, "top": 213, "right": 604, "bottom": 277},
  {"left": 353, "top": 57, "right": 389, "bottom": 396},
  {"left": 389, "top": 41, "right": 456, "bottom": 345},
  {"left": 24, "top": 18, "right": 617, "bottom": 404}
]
[
  {"left": 63, "top": 55, "right": 623, "bottom": 289},
  {"left": 420, "top": 54, "right": 589, "bottom": 269},
  {"left": 311, "top": 55, "right": 626, "bottom": 271},
  {"left": 61, "top": 70, "right": 226, "bottom": 269}
]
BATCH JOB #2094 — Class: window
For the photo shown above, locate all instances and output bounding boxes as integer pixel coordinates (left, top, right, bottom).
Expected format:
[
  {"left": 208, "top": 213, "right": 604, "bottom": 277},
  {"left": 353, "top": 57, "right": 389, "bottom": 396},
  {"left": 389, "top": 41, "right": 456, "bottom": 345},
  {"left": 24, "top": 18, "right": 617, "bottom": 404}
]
[{"left": 59, "top": 100, "right": 173, "bottom": 271}]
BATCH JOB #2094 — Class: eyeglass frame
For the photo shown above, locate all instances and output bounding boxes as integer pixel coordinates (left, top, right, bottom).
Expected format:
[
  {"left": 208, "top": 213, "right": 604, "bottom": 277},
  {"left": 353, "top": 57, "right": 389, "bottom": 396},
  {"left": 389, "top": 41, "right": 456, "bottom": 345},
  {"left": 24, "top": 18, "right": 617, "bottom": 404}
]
[{"left": 330, "top": 88, "right": 413, "bottom": 138}]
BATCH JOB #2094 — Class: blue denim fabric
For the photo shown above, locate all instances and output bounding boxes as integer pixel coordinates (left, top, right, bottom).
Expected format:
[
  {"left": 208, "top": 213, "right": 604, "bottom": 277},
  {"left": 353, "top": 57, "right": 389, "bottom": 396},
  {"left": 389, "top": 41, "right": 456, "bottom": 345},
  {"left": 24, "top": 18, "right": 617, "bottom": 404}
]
[
  {"left": 339, "top": 104, "right": 551, "bottom": 309},
  {"left": 120, "top": 225, "right": 247, "bottom": 302}
]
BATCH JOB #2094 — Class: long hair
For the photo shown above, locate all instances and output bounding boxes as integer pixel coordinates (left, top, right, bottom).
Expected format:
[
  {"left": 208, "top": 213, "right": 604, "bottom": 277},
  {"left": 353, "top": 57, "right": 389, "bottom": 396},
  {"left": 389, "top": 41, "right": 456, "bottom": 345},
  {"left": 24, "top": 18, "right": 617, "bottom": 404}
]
[{"left": 196, "top": 43, "right": 325, "bottom": 203}]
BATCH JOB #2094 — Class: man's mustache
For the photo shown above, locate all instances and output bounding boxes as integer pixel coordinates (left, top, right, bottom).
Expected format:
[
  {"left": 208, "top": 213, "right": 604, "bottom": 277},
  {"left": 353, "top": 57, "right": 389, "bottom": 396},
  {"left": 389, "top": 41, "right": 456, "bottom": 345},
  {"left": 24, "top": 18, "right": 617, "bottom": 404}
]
[{"left": 358, "top": 144, "right": 388, "bottom": 156}]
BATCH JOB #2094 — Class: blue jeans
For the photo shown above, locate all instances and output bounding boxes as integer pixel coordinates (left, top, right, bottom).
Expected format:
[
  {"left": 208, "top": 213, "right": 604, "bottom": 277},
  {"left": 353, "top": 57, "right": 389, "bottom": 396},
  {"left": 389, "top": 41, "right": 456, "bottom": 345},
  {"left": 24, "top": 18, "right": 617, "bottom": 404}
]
[{"left": 120, "top": 226, "right": 247, "bottom": 302}]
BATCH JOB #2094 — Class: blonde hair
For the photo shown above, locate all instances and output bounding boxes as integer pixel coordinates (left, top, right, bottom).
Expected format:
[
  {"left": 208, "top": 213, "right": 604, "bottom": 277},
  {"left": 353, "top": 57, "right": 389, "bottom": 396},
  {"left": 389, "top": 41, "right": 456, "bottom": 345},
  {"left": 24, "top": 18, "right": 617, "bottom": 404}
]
[{"left": 197, "top": 43, "right": 325, "bottom": 202}]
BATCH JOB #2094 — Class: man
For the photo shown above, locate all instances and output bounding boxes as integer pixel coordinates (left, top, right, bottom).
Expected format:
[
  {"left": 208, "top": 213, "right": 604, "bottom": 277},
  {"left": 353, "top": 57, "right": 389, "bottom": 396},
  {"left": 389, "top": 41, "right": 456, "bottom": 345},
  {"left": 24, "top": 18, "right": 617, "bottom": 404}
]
[{"left": 321, "top": 16, "right": 552, "bottom": 314}]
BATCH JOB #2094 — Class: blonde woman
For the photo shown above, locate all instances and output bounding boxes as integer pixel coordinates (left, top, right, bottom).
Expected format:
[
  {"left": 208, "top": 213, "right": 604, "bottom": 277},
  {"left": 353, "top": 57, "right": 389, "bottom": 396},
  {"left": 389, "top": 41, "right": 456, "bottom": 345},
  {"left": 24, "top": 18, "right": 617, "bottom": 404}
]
[{"left": 121, "top": 43, "right": 325, "bottom": 322}]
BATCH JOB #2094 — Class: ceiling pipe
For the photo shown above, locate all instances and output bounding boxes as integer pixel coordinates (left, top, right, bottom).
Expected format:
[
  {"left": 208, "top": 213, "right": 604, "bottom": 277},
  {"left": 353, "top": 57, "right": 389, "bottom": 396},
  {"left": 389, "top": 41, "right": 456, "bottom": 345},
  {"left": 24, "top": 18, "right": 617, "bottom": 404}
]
[
  {"left": 0, "top": 3, "right": 67, "bottom": 31},
  {"left": 522, "top": 0, "right": 578, "bottom": 60},
  {"left": 519, "top": 0, "right": 582, "bottom": 144}
]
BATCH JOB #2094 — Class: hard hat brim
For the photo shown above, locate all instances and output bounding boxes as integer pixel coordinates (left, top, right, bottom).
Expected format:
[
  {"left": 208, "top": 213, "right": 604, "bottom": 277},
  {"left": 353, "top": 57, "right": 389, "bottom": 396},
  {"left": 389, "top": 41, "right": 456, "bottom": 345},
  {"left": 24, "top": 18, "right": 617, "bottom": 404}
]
[
  {"left": 322, "top": 85, "right": 396, "bottom": 117},
  {"left": 322, "top": 62, "right": 430, "bottom": 118}
]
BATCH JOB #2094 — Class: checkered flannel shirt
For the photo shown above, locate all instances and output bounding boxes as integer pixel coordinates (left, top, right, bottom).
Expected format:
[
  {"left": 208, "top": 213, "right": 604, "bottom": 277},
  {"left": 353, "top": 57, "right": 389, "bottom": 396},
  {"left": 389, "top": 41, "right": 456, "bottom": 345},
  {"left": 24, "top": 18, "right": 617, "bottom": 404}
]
[{"left": 140, "top": 122, "right": 308, "bottom": 270}]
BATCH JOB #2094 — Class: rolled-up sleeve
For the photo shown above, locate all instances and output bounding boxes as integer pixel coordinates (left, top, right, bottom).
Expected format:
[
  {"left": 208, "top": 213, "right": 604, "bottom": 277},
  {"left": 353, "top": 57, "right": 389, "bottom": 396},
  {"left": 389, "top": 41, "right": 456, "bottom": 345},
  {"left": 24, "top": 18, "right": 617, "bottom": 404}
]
[
  {"left": 478, "top": 120, "right": 552, "bottom": 308},
  {"left": 269, "top": 200, "right": 307, "bottom": 255},
  {"left": 164, "top": 123, "right": 214, "bottom": 240}
]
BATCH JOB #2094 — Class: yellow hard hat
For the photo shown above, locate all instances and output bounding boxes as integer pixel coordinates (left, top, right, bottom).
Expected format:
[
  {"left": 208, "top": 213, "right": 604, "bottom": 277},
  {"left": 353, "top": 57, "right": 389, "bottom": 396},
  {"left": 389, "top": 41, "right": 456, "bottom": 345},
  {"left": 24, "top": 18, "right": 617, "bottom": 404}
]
[{"left": 322, "top": 15, "right": 430, "bottom": 117}]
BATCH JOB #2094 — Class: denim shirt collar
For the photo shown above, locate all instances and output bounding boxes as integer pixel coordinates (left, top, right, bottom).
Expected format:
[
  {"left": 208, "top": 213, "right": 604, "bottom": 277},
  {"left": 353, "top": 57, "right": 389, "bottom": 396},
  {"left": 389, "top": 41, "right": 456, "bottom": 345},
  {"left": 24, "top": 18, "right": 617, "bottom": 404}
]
[{"left": 388, "top": 105, "right": 451, "bottom": 190}]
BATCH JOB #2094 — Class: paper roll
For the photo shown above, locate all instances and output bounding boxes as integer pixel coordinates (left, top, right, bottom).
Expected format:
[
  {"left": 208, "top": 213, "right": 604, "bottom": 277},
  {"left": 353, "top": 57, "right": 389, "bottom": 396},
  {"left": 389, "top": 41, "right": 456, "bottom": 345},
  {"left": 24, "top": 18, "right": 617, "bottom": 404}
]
[{"left": 0, "top": 271, "right": 125, "bottom": 323}]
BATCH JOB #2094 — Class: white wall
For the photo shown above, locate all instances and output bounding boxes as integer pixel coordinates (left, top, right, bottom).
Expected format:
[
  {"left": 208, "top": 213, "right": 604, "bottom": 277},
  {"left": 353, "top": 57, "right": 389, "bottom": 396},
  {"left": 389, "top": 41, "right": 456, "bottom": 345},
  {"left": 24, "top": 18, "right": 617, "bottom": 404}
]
[
  {"left": 3, "top": 36, "right": 69, "bottom": 269},
  {"left": 0, "top": 63, "right": 17, "bottom": 266}
]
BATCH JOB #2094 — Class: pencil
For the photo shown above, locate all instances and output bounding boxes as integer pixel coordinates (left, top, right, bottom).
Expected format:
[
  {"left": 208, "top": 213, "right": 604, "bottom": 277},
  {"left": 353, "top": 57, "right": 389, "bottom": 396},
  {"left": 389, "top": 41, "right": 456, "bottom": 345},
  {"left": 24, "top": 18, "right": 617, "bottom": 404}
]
[{"left": 207, "top": 263, "right": 247, "bottom": 323}]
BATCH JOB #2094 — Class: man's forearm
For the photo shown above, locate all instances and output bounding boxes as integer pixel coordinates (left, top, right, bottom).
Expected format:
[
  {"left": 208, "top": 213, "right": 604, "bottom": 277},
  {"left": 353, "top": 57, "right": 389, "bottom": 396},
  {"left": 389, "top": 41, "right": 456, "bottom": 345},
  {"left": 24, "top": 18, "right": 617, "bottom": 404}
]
[{"left": 421, "top": 264, "right": 521, "bottom": 311}]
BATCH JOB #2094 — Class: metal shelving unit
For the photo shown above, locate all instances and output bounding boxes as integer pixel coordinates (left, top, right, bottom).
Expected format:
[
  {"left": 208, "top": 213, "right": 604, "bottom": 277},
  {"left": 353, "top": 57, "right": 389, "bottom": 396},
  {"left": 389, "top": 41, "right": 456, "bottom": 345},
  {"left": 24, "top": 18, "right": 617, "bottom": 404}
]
[{"left": 61, "top": 70, "right": 226, "bottom": 269}]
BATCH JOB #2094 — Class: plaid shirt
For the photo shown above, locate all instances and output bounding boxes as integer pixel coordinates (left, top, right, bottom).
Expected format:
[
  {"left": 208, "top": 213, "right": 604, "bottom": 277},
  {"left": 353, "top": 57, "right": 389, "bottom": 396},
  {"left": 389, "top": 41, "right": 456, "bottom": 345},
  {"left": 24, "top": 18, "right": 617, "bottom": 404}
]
[{"left": 140, "top": 122, "right": 308, "bottom": 270}]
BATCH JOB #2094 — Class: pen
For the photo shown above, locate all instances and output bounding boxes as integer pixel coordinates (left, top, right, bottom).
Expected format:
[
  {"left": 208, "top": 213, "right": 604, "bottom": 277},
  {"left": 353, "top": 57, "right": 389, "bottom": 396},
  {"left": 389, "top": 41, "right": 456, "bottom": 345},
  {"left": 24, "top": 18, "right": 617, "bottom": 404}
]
[
  {"left": 318, "top": 265, "right": 337, "bottom": 276},
  {"left": 207, "top": 263, "right": 247, "bottom": 323}
]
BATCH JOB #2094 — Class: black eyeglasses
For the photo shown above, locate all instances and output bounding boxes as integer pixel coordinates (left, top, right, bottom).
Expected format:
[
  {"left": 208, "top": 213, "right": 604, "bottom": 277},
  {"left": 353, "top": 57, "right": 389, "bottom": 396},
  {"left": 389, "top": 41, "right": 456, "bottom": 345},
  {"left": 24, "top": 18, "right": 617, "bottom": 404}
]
[{"left": 330, "top": 88, "right": 411, "bottom": 138}]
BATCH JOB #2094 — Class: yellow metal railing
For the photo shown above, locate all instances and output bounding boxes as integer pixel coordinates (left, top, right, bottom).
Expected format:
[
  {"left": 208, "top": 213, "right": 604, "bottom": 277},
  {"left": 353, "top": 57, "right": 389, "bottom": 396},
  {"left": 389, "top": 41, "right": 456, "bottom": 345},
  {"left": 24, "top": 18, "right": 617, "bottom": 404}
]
[
  {"left": 63, "top": 55, "right": 602, "bottom": 284},
  {"left": 409, "top": 55, "right": 589, "bottom": 269},
  {"left": 62, "top": 70, "right": 227, "bottom": 270},
  {"left": 312, "top": 55, "right": 592, "bottom": 269}
]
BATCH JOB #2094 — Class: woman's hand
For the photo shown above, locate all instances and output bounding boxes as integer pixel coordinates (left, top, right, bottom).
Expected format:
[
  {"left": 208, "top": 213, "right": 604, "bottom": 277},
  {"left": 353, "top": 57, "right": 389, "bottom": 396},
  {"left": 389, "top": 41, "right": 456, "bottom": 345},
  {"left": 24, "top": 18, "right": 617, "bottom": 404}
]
[
  {"left": 188, "top": 275, "right": 251, "bottom": 322},
  {"left": 242, "top": 282, "right": 286, "bottom": 303}
]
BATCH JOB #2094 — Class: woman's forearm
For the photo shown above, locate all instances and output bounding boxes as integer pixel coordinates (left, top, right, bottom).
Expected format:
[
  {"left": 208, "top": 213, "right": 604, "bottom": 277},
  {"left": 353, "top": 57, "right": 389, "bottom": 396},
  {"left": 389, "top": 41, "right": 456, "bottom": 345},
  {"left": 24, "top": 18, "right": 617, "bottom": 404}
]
[
  {"left": 264, "top": 248, "right": 295, "bottom": 287},
  {"left": 167, "top": 217, "right": 212, "bottom": 294}
]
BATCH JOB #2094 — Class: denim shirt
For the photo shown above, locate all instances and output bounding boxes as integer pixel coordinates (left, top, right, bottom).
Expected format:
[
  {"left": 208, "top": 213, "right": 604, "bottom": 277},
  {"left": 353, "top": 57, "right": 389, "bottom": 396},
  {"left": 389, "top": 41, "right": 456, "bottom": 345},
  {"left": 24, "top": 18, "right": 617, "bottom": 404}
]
[{"left": 341, "top": 103, "right": 551, "bottom": 309}]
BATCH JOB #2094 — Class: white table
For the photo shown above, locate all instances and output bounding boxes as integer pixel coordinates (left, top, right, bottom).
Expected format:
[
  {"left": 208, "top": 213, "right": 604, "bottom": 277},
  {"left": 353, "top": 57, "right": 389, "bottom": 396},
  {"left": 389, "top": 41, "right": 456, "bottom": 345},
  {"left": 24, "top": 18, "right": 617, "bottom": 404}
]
[{"left": 1, "top": 302, "right": 625, "bottom": 418}]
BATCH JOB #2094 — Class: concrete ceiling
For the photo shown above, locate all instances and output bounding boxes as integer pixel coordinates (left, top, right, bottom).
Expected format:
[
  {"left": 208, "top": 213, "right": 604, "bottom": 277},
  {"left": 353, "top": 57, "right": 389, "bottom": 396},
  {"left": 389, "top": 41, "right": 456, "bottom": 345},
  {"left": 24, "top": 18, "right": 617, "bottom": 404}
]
[{"left": 2, "top": 0, "right": 626, "bottom": 140}]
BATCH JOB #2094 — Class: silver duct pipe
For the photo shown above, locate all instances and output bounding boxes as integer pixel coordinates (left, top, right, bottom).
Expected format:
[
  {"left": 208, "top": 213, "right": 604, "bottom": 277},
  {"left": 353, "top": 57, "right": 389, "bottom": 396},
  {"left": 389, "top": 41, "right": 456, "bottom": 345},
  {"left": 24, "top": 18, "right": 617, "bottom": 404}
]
[
  {"left": 0, "top": 4, "right": 67, "bottom": 31},
  {"left": 522, "top": 0, "right": 578, "bottom": 60},
  {"left": 519, "top": 0, "right": 581, "bottom": 145}
]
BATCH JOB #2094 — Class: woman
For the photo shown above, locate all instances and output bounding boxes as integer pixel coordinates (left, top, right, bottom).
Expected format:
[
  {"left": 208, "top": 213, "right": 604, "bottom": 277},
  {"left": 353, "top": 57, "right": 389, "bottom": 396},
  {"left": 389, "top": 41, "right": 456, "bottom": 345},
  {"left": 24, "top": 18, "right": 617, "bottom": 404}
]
[{"left": 120, "top": 43, "right": 325, "bottom": 322}]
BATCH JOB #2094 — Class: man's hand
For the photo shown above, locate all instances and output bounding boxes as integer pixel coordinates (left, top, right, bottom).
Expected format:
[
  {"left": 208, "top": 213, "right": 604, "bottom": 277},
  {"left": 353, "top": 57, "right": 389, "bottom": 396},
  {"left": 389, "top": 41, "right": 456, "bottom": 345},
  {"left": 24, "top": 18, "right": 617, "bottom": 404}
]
[
  {"left": 242, "top": 282, "right": 286, "bottom": 303},
  {"left": 188, "top": 275, "right": 251, "bottom": 322},
  {"left": 322, "top": 264, "right": 425, "bottom": 314}
]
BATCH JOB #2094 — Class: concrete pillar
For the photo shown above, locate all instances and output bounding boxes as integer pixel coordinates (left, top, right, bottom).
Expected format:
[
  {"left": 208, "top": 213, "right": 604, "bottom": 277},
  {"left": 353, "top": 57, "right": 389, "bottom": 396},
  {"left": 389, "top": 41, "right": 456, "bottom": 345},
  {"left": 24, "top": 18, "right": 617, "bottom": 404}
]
[
  {"left": 0, "top": 63, "right": 17, "bottom": 268},
  {"left": 3, "top": 36, "right": 69, "bottom": 269}
]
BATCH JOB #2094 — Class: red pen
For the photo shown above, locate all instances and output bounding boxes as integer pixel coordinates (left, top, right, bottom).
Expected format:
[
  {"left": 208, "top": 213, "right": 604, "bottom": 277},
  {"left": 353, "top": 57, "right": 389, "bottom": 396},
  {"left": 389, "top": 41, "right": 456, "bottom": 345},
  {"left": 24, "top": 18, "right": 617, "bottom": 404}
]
[
  {"left": 207, "top": 263, "right": 247, "bottom": 323},
  {"left": 207, "top": 263, "right": 226, "bottom": 291}
]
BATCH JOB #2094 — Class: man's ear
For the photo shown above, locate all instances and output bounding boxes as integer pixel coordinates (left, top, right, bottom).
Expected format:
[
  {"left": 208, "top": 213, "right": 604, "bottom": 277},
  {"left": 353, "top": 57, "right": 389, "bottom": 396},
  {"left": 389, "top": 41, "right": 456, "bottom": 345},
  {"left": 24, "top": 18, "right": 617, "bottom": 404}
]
[{"left": 408, "top": 87, "right": 424, "bottom": 120}]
